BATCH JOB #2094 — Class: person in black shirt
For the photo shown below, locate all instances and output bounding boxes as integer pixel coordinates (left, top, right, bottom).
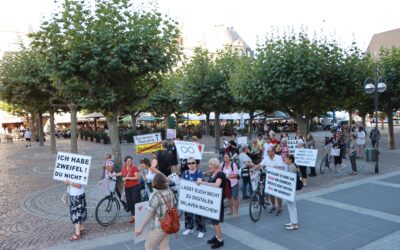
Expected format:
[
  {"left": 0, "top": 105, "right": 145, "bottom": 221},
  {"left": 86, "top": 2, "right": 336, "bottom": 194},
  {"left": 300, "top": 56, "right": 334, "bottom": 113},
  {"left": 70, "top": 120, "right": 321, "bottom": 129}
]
[{"left": 156, "top": 141, "right": 172, "bottom": 177}]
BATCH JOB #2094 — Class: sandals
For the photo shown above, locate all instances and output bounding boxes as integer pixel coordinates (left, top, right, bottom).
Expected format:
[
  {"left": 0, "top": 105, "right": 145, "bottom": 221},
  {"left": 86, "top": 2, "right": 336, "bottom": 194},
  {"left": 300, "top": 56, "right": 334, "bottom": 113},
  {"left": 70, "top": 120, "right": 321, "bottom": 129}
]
[
  {"left": 286, "top": 224, "right": 299, "bottom": 230},
  {"left": 68, "top": 233, "right": 81, "bottom": 241},
  {"left": 80, "top": 229, "right": 86, "bottom": 235}
]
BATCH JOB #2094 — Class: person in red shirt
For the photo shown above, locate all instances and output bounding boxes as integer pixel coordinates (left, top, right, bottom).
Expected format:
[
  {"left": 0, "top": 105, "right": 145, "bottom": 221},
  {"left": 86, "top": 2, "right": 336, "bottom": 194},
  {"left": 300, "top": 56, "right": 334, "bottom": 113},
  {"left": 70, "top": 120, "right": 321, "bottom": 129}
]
[
  {"left": 112, "top": 155, "right": 140, "bottom": 223},
  {"left": 269, "top": 131, "right": 279, "bottom": 145}
]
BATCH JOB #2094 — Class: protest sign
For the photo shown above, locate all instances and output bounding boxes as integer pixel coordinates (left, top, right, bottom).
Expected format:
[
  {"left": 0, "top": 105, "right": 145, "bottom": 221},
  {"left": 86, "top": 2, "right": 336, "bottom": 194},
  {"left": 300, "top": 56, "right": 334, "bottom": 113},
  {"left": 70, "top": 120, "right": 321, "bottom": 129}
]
[
  {"left": 198, "top": 144, "right": 205, "bottom": 154},
  {"left": 178, "top": 179, "right": 222, "bottom": 220},
  {"left": 237, "top": 136, "right": 248, "bottom": 145},
  {"left": 166, "top": 129, "right": 177, "bottom": 139},
  {"left": 174, "top": 140, "right": 202, "bottom": 160},
  {"left": 295, "top": 148, "right": 318, "bottom": 167},
  {"left": 134, "top": 201, "right": 150, "bottom": 244},
  {"left": 287, "top": 139, "right": 302, "bottom": 154},
  {"left": 53, "top": 152, "right": 91, "bottom": 185},
  {"left": 134, "top": 133, "right": 162, "bottom": 154},
  {"left": 265, "top": 167, "right": 296, "bottom": 202}
]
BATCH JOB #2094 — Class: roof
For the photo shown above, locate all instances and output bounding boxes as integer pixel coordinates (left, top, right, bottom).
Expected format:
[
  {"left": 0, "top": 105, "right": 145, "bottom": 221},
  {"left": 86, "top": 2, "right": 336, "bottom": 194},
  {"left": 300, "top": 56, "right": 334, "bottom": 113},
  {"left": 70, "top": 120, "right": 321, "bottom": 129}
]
[{"left": 367, "top": 28, "right": 400, "bottom": 57}]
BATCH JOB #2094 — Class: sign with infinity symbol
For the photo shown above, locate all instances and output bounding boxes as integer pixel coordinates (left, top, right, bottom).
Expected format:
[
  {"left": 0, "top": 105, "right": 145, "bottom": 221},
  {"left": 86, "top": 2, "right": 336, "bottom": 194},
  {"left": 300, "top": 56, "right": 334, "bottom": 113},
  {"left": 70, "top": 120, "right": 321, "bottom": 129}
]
[{"left": 174, "top": 140, "right": 203, "bottom": 160}]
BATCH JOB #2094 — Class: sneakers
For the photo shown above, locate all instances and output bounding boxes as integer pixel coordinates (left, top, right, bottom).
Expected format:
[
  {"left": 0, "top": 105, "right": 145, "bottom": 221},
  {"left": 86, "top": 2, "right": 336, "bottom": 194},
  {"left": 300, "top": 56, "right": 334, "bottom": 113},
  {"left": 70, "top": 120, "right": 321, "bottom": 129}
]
[
  {"left": 207, "top": 236, "right": 218, "bottom": 244},
  {"left": 182, "top": 229, "right": 193, "bottom": 236},
  {"left": 286, "top": 224, "right": 299, "bottom": 230},
  {"left": 269, "top": 207, "right": 276, "bottom": 214},
  {"left": 211, "top": 240, "right": 224, "bottom": 249},
  {"left": 284, "top": 222, "right": 292, "bottom": 227},
  {"left": 197, "top": 232, "right": 205, "bottom": 238}
]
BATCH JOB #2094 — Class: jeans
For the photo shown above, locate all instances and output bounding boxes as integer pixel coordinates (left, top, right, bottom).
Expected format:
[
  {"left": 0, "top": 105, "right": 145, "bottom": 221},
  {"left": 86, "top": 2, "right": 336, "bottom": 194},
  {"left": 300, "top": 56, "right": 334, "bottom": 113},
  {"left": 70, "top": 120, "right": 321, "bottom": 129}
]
[
  {"left": 125, "top": 185, "right": 141, "bottom": 216},
  {"left": 350, "top": 155, "right": 357, "bottom": 172},
  {"left": 241, "top": 178, "right": 253, "bottom": 198},
  {"left": 184, "top": 212, "right": 206, "bottom": 232}
]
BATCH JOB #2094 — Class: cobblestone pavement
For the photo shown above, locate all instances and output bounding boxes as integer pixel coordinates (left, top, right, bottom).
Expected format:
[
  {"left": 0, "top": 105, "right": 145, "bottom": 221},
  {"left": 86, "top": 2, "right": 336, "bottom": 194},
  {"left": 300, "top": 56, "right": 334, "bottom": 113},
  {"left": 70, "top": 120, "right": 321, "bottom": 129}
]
[{"left": 0, "top": 127, "right": 399, "bottom": 249}]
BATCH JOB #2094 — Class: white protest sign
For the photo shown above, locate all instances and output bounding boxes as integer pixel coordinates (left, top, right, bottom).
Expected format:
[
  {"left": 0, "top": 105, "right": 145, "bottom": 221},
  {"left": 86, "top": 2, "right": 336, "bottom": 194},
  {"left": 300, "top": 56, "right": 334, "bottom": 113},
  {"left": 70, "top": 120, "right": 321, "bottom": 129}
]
[
  {"left": 166, "top": 129, "right": 176, "bottom": 139},
  {"left": 295, "top": 148, "right": 318, "bottom": 167},
  {"left": 174, "top": 140, "right": 202, "bottom": 160},
  {"left": 265, "top": 167, "right": 296, "bottom": 202},
  {"left": 178, "top": 179, "right": 222, "bottom": 220},
  {"left": 133, "top": 133, "right": 162, "bottom": 145},
  {"left": 134, "top": 201, "right": 150, "bottom": 244},
  {"left": 237, "top": 136, "right": 248, "bottom": 145},
  {"left": 287, "top": 139, "right": 302, "bottom": 154},
  {"left": 53, "top": 152, "right": 91, "bottom": 185}
]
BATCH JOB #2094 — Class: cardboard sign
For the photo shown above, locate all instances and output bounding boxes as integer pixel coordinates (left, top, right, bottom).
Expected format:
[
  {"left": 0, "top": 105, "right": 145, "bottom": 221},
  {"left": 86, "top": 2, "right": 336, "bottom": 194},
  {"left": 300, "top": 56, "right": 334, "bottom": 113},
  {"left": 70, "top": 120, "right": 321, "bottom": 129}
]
[
  {"left": 295, "top": 148, "right": 318, "bottom": 167},
  {"left": 134, "top": 201, "right": 150, "bottom": 244},
  {"left": 166, "top": 129, "right": 176, "bottom": 140},
  {"left": 53, "top": 152, "right": 91, "bottom": 185},
  {"left": 133, "top": 133, "right": 162, "bottom": 145},
  {"left": 174, "top": 140, "right": 202, "bottom": 160},
  {"left": 178, "top": 179, "right": 222, "bottom": 220},
  {"left": 287, "top": 139, "right": 302, "bottom": 154},
  {"left": 237, "top": 136, "right": 248, "bottom": 145},
  {"left": 134, "top": 133, "right": 162, "bottom": 154},
  {"left": 136, "top": 141, "right": 163, "bottom": 154},
  {"left": 265, "top": 167, "right": 296, "bottom": 202}
]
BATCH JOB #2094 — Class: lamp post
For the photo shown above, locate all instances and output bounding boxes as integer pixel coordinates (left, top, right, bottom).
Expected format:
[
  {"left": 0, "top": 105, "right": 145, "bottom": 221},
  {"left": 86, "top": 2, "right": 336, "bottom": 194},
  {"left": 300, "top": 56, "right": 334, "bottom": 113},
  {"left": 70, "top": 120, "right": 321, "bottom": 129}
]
[{"left": 364, "top": 64, "right": 387, "bottom": 173}]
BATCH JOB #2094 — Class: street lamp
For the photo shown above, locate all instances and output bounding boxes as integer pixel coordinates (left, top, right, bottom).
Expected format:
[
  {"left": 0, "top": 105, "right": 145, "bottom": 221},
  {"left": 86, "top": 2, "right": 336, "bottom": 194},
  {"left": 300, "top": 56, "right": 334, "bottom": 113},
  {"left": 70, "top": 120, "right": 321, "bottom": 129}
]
[{"left": 364, "top": 64, "right": 387, "bottom": 173}]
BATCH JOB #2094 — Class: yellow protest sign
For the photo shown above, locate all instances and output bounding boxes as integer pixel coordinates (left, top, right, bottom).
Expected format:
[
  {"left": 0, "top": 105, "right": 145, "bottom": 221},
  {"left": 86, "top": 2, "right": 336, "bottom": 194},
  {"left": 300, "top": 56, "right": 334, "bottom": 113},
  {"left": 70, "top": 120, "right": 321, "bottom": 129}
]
[{"left": 136, "top": 141, "right": 163, "bottom": 154}]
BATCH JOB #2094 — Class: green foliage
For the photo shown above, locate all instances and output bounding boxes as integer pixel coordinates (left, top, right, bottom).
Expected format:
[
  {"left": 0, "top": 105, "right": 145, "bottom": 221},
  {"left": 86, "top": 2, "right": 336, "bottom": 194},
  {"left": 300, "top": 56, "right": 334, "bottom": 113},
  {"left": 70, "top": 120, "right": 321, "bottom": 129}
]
[{"left": 379, "top": 47, "right": 400, "bottom": 111}]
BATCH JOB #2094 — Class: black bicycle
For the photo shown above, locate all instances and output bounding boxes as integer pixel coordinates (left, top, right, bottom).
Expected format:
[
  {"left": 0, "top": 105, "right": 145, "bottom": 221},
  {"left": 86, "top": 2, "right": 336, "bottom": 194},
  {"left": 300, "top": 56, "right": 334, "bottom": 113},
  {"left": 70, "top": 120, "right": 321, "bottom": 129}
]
[
  {"left": 249, "top": 170, "right": 269, "bottom": 222},
  {"left": 95, "top": 177, "right": 147, "bottom": 226},
  {"left": 319, "top": 145, "right": 334, "bottom": 174}
]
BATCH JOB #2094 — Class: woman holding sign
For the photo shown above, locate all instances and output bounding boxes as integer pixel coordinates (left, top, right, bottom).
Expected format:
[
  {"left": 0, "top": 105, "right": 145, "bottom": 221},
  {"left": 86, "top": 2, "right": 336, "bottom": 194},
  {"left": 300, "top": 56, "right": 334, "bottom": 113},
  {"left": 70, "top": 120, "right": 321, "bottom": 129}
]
[
  {"left": 112, "top": 156, "right": 140, "bottom": 223},
  {"left": 65, "top": 180, "right": 87, "bottom": 241},
  {"left": 284, "top": 155, "right": 300, "bottom": 230},
  {"left": 181, "top": 158, "right": 206, "bottom": 238}
]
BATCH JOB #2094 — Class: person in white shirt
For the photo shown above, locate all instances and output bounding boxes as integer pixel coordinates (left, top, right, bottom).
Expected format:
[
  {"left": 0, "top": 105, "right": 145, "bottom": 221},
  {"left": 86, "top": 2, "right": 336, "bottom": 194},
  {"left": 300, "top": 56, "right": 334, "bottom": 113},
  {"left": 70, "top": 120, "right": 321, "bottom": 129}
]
[
  {"left": 262, "top": 137, "right": 274, "bottom": 160},
  {"left": 356, "top": 126, "right": 366, "bottom": 159},
  {"left": 24, "top": 128, "right": 32, "bottom": 147},
  {"left": 258, "top": 145, "right": 285, "bottom": 216},
  {"left": 238, "top": 144, "right": 253, "bottom": 199},
  {"left": 65, "top": 180, "right": 87, "bottom": 241}
]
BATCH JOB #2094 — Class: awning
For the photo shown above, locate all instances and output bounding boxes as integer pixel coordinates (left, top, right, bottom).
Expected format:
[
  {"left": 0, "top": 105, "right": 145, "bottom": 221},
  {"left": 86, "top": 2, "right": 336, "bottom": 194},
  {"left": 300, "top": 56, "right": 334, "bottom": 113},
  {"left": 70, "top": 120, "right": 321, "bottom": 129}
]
[{"left": 0, "top": 117, "right": 24, "bottom": 124}]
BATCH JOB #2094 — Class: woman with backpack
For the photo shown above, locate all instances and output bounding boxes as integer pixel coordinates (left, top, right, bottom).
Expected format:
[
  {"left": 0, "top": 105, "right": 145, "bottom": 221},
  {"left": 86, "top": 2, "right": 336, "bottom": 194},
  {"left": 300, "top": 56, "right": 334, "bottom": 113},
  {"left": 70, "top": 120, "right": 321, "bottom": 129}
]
[
  {"left": 181, "top": 158, "right": 206, "bottom": 238},
  {"left": 196, "top": 158, "right": 226, "bottom": 249},
  {"left": 285, "top": 155, "right": 300, "bottom": 230},
  {"left": 135, "top": 173, "right": 175, "bottom": 250},
  {"left": 221, "top": 153, "right": 239, "bottom": 217}
]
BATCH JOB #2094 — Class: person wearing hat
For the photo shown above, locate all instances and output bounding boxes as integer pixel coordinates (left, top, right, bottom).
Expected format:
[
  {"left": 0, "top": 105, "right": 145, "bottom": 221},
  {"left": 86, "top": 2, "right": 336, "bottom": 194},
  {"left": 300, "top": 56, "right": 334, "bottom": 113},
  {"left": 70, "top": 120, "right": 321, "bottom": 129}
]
[{"left": 239, "top": 143, "right": 253, "bottom": 199}]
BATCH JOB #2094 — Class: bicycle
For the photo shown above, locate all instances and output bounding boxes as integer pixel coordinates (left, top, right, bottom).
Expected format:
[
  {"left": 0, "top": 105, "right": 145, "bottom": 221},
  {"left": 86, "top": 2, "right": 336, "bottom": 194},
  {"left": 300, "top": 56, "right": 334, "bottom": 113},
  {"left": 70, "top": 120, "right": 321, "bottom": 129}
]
[
  {"left": 95, "top": 177, "right": 147, "bottom": 226},
  {"left": 319, "top": 145, "right": 334, "bottom": 174},
  {"left": 249, "top": 170, "right": 269, "bottom": 222}
]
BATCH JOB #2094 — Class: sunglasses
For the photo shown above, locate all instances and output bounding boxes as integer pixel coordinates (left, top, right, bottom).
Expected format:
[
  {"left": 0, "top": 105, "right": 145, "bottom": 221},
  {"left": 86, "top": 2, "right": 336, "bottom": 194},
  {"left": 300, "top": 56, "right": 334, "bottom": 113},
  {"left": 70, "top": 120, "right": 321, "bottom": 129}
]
[{"left": 188, "top": 162, "right": 196, "bottom": 165}]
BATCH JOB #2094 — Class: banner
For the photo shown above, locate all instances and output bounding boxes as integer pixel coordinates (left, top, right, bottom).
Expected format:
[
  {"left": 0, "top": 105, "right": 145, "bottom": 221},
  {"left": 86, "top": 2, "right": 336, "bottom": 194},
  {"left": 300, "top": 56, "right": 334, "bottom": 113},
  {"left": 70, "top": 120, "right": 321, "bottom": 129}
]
[
  {"left": 237, "top": 136, "right": 247, "bottom": 145},
  {"left": 134, "top": 201, "right": 150, "bottom": 244},
  {"left": 287, "top": 139, "right": 302, "bottom": 154},
  {"left": 53, "top": 152, "right": 91, "bottom": 185},
  {"left": 134, "top": 133, "right": 162, "bottom": 154},
  {"left": 295, "top": 148, "right": 318, "bottom": 167},
  {"left": 178, "top": 179, "right": 222, "bottom": 220},
  {"left": 265, "top": 167, "right": 296, "bottom": 202},
  {"left": 174, "top": 140, "right": 202, "bottom": 160},
  {"left": 166, "top": 129, "right": 176, "bottom": 140}
]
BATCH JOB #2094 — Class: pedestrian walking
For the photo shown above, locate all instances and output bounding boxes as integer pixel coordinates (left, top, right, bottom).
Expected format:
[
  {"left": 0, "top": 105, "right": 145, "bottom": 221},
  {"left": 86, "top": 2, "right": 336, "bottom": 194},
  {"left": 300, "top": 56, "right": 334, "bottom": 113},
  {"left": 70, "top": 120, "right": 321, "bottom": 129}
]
[
  {"left": 135, "top": 173, "right": 174, "bottom": 250},
  {"left": 197, "top": 158, "right": 226, "bottom": 249},
  {"left": 181, "top": 158, "right": 206, "bottom": 238},
  {"left": 369, "top": 127, "right": 380, "bottom": 148},
  {"left": 349, "top": 134, "right": 358, "bottom": 175},
  {"left": 238, "top": 144, "right": 253, "bottom": 199},
  {"left": 306, "top": 134, "right": 316, "bottom": 177},
  {"left": 111, "top": 156, "right": 141, "bottom": 223},
  {"left": 221, "top": 153, "right": 239, "bottom": 217},
  {"left": 24, "top": 128, "right": 31, "bottom": 147},
  {"left": 65, "top": 179, "right": 87, "bottom": 241},
  {"left": 285, "top": 155, "right": 299, "bottom": 230},
  {"left": 357, "top": 126, "right": 366, "bottom": 159}
]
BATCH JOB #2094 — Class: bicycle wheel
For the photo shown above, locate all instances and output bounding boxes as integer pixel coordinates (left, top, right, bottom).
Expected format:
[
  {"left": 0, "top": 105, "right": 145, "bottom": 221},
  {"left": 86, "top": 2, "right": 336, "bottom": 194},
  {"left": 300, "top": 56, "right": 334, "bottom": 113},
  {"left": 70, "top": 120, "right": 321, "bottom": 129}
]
[
  {"left": 95, "top": 196, "right": 120, "bottom": 226},
  {"left": 320, "top": 155, "right": 328, "bottom": 174},
  {"left": 249, "top": 192, "right": 262, "bottom": 222}
]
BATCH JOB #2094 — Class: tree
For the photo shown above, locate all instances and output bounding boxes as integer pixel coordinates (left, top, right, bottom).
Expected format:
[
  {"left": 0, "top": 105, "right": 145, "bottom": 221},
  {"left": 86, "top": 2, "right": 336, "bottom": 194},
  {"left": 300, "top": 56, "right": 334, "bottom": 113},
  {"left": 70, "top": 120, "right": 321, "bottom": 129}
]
[
  {"left": 256, "top": 30, "right": 346, "bottom": 136},
  {"left": 31, "top": 0, "right": 181, "bottom": 166}
]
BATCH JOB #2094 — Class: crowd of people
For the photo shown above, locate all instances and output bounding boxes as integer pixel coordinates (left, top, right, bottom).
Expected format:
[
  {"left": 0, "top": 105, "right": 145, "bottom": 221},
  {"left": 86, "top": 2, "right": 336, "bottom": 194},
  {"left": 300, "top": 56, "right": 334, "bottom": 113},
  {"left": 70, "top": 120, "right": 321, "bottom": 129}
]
[{"left": 63, "top": 125, "right": 372, "bottom": 249}]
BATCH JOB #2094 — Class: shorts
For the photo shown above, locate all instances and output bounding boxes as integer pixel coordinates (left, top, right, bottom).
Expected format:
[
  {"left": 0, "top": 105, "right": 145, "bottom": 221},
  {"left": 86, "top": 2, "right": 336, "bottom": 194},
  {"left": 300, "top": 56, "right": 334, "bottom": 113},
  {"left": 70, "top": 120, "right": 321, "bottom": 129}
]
[
  {"left": 230, "top": 184, "right": 239, "bottom": 199},
  {"left": 26, "top": 138, "right": 31, "bottom": 141}
]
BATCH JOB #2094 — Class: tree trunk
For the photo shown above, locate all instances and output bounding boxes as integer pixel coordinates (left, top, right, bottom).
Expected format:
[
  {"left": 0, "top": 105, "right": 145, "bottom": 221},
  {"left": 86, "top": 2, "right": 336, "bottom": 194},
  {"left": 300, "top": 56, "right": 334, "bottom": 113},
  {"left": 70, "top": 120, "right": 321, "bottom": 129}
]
[
  {"left": 49, "top": 110, "right": 57, "bottom": 154},
  {"left": 165, "top": 112, "right": 170, "bottom": 131},
  {"left": 130, "top": 112, "right": 140, "bottom": 132},
  {"left": 361, "top": 115, "right": 366, "bottom": 130},
  {"left": 30, "top": 112, "right": 36, "bottom": 140},
  {"left": 249, "top": 110, "right": 254, "bottom": 139},
  {"left": 381, "top": 119, "right": 385, "bottom": 130},
  {"left": 296, "top": 113, "right": 310, "bottom": 137},
  {"left": 387, "top": 110, "right": 395, "bottom": 149},
  {"left": 214, "top": 110, "right": 221, "bottom": 152},
  {"left": 348, "top": 110, "right": 353, "bottom": 127},
  {"left": 38, "top": 111, "right": 44, "bottom": 146},
  {"left": 68, "top": 103, "right": 78, "bottom": 153},
  {"left": 205, "top": 112, "right": 210, "bottom": 136},
  {"left": 106, "top": 113, "right": 122, "bottom": 168}
]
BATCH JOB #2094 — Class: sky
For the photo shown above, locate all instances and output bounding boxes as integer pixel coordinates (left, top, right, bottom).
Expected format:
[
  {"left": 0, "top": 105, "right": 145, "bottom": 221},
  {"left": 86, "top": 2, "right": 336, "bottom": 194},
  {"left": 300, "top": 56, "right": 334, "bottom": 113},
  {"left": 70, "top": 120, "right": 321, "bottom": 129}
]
[{"left": 1, "top": 0, "right": 400, "bottom": 57}]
